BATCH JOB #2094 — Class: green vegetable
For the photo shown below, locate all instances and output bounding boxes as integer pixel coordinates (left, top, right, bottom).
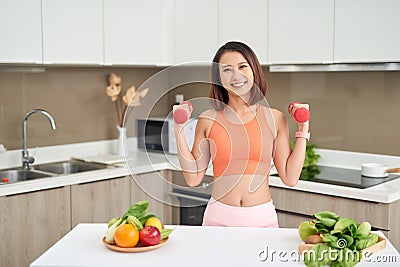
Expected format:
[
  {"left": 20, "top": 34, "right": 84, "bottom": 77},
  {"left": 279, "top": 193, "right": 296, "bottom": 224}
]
[
  {"left": 304, "top": 212, "right": 378, "bottom": 267},
  {"left": 107, "top": 217, "right": 119, "bottom": 228},
  {"left": 314, "top": 211, "right": 340, "bottom": 221},
  {"left": 318, "top": 218, "right": 338, "bottom": 228},
  {"left": 304, "top": 243, "right": 332, "bottom": 267},
  {"left": 121, "top": 200, "right": 149, "bottom": 221},
  {"left": 127, "top": 215, "right": 143, "bottom": 231},
  {"left": 312, "top": 212, "right": 339, "bottom": 234},
  {"left": 138, "top": 213, "right": 156, "bottom": 225},
  {"left": 105, "top": 218, "right": 126, "bottom": 243},
  {"left": 355, "top": 222, "right": 371, "bottom": 236},
  {"left": 355, "top": 233, "right": 378, "bottom": 250},
  {"left": 330, "top": 248, "right": 361, "bottom": 267},
  {"left": 161, "top": 228, "right": 173, "bottom": 240},
  {"left": 333, "top": 218, "right": 358, "bottom": 234}
]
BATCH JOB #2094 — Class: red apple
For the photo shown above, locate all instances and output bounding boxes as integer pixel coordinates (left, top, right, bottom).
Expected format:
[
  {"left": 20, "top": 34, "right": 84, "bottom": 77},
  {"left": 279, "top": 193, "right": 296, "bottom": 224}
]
[{"left": 139, "top": 226, "right": 161, "bottom": 246}]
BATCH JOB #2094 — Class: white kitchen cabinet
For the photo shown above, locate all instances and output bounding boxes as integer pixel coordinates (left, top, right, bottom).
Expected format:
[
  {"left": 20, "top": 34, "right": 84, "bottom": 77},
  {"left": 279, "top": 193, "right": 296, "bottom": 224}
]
[
  {"left": 70, "top": 176, "right": 131, "bottom": 228},
  {"left": 0, "top": 187, "right": 71, "bottom": 267},
  {"left": 219, "top": 0, "right": 268, "bottom": 64},
  {"left": 104, "top": 0, "right": 160, "bottom": 65},
  {"left": 42, "top": 0, "right": 104, "bottom": 64},
  {"left": 175, "top": 0, "right": 219, "bottom": 64},
  {"left": 0, "top": 0, "right": 42, "bottom": 64},
  {"left": 268, "top": 0, "right": 334, "bottom": 64},
  {"left": 334, "top": 0, "right": 400, "bottom": 63}
]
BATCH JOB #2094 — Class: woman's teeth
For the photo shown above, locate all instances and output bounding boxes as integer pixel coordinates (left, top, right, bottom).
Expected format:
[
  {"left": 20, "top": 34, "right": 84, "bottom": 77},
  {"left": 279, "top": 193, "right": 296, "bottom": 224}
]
[{"left": 231, "top": 81, "right": 246, "bottom": 88}]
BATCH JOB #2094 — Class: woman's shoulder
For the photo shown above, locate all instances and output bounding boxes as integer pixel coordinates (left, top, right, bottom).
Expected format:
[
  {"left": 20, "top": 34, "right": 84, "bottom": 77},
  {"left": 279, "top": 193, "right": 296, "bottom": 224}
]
[
  {"left": 260, "top": 105, "right": 287, "bottom": 127},
  {"left": 198, "top": 108, "right": 218, "bottom": 121},
  {"left": 259, "top": 105, "right": 284, "bottom": 119}
]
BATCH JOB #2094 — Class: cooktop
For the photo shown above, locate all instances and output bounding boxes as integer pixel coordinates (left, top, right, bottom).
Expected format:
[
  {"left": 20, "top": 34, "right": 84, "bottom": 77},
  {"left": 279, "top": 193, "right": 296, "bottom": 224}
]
[{"left": 272, "top": 165, "right": 400, "bottom": 189}]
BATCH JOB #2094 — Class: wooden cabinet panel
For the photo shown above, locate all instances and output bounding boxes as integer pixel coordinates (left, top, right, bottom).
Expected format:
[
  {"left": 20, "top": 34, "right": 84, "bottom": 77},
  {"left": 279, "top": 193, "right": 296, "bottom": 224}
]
[
  {"left": 270, "top": 187, "right": 389, "bottom": 230},
  {"left": 0, "top": 187, "right": 71, "bottom": 267},
  {"left": 42, "top": 0, "right": 104, "bottom": 64},
  {"left": 276, "top": 211, "right": 312, "bottom": 228},
  {"left": 71, "top": 177, "right": 131, "bottom": 227},
  {"left": 0, "top": 0, "right": 42, "bottom": 64},
  {"left": 131, "top": 170, "right": 173, "bottom": 223}
]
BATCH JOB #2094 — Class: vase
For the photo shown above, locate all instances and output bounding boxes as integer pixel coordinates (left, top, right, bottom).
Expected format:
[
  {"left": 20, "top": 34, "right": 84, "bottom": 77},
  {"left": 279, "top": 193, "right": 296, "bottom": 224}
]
[{"left": 115, "top": 125, "right": 127, "bottom": 157}]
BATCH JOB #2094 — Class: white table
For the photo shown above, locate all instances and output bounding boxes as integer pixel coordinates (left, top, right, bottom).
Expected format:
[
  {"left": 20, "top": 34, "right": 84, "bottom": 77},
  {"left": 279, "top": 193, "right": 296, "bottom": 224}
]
[{"left": 30, "top": 224, "right": 400, "bottom": 267}]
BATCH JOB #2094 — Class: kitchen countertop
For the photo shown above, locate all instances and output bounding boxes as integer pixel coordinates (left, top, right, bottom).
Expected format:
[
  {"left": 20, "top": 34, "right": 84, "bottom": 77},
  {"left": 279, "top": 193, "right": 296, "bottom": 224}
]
[
  {"left": 30, "top": 223, "right": 400, "bottom": 267},
  {"left": 1, "top": 140, "right": 400, "bottom": 203}
]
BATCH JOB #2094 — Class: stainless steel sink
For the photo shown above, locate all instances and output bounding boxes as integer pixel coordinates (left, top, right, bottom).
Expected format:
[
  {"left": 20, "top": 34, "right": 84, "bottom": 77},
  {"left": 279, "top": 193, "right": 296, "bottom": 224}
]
[
  {"left": 0, "top": 160, "right": 115, "bottom": 185},
  {"left": 33, "top": 160, "right": 110, "bottom": 175},
  {"left": 0, "top": 169, "right": 53, "bottom": 184}
]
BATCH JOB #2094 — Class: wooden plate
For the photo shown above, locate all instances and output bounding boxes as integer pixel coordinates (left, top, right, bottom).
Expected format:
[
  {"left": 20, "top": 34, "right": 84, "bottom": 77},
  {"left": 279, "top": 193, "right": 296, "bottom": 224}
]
[
  {"left": 298, "top": 236, "right": 386, "bottom": 255},
  {"left": 102, "top": 237, "right": 169, "bottom": 252}
]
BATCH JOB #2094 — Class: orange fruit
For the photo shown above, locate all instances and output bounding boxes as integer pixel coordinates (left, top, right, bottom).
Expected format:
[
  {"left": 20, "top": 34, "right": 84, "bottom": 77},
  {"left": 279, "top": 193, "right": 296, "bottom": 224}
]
[
  {"left": 145, "top": 217, "right": 163, "bottom": 232},
  {"left": 114, "top": 224, "right": 139, "bottom": 248}
]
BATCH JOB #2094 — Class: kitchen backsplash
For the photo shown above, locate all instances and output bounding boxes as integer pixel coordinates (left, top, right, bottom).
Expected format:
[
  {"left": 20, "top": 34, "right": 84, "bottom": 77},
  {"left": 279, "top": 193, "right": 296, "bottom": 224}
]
[{"left": 1, "top": 67, "right": 399, "bottom": 156}]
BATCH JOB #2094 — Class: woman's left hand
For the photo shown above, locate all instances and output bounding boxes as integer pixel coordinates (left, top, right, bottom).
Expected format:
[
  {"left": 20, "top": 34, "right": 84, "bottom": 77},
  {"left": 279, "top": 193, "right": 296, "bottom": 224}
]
[{"left": 288, "top": 102, "right": 310, "bottom": 126}]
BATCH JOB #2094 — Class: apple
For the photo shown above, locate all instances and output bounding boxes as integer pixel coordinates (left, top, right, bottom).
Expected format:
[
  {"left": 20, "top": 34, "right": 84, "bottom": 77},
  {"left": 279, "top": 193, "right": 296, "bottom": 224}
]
[
  {"left": 139, "top": 226, "right": 161, "bottom": 246},
  {"left": 298, "top": 221, "right": 318, "bottom": 241}
]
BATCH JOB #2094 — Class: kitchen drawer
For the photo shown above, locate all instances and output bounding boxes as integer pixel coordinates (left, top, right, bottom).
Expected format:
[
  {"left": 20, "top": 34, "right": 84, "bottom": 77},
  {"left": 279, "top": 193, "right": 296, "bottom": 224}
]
[{"left": 270, "top": 187, "right": 390, "bottom": 230}]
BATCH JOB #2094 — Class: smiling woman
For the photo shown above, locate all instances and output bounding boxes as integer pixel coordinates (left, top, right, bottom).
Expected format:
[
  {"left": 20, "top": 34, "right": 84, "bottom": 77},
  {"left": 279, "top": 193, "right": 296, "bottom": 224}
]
[{"left": 173, "top": 41, "right": 311, "bottom": 228}]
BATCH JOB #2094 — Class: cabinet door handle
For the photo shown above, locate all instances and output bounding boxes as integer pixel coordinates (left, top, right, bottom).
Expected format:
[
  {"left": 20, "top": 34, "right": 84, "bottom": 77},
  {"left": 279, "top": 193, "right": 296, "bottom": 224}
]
[{"left": 168, "top": 192, "right": 210, "bottom": 203}]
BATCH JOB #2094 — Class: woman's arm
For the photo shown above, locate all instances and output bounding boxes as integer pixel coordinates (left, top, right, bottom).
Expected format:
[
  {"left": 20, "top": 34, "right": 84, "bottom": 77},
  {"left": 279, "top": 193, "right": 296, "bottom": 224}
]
[
  {"left": 272, "top": 108, "right": 309, "bottom": 187},
  {"left": 174, "top": 113, "right": 212, "bottom": 187}
]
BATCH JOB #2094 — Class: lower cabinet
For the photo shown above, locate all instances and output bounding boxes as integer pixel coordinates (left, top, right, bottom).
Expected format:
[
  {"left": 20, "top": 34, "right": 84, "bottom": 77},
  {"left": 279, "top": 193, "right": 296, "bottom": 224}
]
[
  {"left": 270, "top": 186, "right": 398, "bottom": 250},
  {"left": 71, "top": 176, "right": 131, "bottom": 227},
  {"left": 0, "top": 173, "right": 176, "bottom": 267},
  {"left": 0, "top": 186, "right": 71, "bottom": 267},
  {"left": 131, "top": 170, "right": 173, "bottom": 224}
]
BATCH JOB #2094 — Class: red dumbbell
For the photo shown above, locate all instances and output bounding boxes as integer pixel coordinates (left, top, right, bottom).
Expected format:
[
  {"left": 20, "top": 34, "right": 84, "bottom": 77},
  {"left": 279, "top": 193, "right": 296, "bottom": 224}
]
[
  {"left": 173, "top": 101, "right": 193, "bottom": 124},
  {"left": 288, "top": 102, "right": 310, "bottom": 123}
]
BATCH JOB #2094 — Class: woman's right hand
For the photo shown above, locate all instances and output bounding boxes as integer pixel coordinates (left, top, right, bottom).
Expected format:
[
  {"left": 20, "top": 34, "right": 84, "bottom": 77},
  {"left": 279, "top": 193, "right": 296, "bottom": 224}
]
[{"left": 173, "top": 101, "right": 193, "bottom": 125}]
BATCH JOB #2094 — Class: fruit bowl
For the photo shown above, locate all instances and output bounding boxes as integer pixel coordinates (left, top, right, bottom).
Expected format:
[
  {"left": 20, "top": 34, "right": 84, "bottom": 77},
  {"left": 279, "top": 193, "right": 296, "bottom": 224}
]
[{"left": 102, "top": 236, "right": 169, "bottom": 253}]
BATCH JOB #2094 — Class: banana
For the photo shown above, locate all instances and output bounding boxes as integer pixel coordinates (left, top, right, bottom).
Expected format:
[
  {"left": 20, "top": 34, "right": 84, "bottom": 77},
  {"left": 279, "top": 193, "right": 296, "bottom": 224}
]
[{"left": 127, "top": 215, "right": 143, "bottom": 231}]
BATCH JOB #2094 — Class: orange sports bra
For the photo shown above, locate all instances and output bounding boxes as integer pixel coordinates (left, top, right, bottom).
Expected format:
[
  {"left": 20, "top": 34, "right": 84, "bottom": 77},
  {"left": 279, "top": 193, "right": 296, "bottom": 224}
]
[{"left": 207, "top": 104, "right": 275, "bottom": 177}]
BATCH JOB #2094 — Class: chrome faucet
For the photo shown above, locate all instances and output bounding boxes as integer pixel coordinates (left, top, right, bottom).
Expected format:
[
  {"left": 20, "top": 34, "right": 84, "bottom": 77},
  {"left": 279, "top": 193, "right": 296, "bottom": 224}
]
[{"left": 22, "top": 109, "right": 57, "bottom": 169}]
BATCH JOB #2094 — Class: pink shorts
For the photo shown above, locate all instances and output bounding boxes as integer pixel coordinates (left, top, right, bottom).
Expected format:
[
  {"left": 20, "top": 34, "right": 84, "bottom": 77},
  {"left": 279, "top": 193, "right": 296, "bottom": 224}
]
[{"left": 202, "top": 198, "right": 279, "bottom": 228}]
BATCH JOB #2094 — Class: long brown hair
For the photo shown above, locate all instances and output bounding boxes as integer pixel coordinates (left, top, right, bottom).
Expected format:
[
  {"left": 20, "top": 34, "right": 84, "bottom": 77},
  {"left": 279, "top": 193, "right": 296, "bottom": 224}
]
[{"left": 209, "top": 41, "right": 267, "bottom": 110}]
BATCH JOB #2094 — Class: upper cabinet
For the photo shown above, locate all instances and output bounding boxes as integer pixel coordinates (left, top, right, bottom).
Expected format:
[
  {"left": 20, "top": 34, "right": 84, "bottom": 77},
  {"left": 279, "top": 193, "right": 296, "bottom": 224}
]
[
  {"left": 175, "top": 0, "right": 219, "bottom": 64},
  {"left": 334, "top": 0, "right": 400, "bottom": 63},
  {"left": 1, "top": 0, "right": 399, "bottom": 66},
  {"left": 219, "top": 0, "right": 268, "bottom": 64},
  {"left": 0, "top": 0, "right": 43, "bottom": 64},
  {"left": 104, "top": 0, "right": 160, "bottom": 65},
  {"left": 42, "top": 0, "right": 104, "bottom": 64},
  {"left": 268, "top": 0, "right": 334, "bottom": 64}
]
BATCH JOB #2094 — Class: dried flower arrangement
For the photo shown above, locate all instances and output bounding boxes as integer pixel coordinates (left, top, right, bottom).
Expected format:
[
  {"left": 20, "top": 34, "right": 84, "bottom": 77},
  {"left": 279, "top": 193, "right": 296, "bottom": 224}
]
[{"left": 106, "top": 73, "right": 149, "bottom": 127}]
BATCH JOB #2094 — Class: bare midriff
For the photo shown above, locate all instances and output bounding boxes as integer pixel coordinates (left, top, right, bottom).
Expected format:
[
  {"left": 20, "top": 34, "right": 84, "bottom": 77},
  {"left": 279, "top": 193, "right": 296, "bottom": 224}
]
[{"left": 211, "top": 174, "right": 272, "bottom": 207}]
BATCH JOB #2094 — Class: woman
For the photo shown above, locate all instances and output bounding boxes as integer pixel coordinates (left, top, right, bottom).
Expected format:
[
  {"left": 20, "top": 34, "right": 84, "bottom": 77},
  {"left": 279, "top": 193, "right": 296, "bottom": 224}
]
[{"left": 174, "top": 41, "right": 309, "bottom": 227}]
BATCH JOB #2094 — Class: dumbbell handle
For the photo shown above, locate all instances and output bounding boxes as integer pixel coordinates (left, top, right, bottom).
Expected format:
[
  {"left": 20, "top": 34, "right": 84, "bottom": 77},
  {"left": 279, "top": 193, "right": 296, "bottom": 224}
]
[
  {"left": 173, "top": 101, "right": 193, "bottom": 124},
  {"left": 288, "top": 102, "right": 310, "bottom": 123}
]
